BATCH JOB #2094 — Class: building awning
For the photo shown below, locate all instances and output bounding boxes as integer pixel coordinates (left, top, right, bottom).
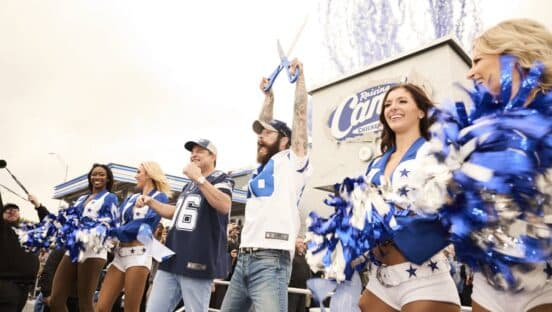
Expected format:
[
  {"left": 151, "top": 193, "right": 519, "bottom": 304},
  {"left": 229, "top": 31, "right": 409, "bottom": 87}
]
[{"left": 53, "top": 163, "right": 248, "bottom": 204}]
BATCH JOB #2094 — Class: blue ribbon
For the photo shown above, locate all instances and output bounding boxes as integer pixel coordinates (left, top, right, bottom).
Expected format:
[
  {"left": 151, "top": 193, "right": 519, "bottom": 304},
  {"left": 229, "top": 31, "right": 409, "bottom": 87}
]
[
  {"left": 307, "top": 176, "right": 404, "bottom": 281},
  {"left": 306, "top": 272, "right": 362, "bottom": 312},
  {"left": 429, "top": 55, "right": 552, "bottom": 290},
  {"left": 16, "top": 202, "right": 117, "bottom": 263}
]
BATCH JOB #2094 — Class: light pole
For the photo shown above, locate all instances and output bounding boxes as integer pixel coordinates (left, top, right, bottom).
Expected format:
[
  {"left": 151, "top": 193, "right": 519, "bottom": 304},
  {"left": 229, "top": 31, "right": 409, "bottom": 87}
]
[
  {"left": 48, "top": 152, "right": 69, "bottom": 208},
  {"left": 48, "top": 152, "right": 68, "bottom": 182}
]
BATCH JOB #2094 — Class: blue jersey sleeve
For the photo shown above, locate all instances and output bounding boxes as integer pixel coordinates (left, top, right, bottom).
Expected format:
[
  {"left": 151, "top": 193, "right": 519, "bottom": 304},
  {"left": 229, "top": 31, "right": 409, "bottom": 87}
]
[
  {"left": 214, "top": 175, "right": 234, "bottom": 198},
  {"left": 117, "top": 195, "right": 132, "bottom": 220},
  {"left": 365, "top": 155, "right": 383, "bottom": 176},
  {"left": 97, "top": 193, "right": 119, "bottom": 229},
  {"left": 115, "top": 192, "right": 168, "bottom": 243}
]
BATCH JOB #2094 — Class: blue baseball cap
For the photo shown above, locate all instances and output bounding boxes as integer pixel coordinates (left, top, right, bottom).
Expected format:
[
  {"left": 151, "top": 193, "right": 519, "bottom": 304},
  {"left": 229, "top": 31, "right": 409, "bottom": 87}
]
[
  {"left": 184, "top": 138, "right": 218, "bottom": 155},
  {"left": 252, "top": 119, "right": 292, "bottom": 138}
]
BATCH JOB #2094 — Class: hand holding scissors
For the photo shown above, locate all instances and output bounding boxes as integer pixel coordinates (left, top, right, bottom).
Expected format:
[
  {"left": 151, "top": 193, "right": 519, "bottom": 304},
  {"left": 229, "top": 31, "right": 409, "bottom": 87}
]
[
  {"left": 262, "top": 17, "right": 308, "bottom": 92},
  {"left": 262, "top": 40, "right": 300, "bottom": 92}
]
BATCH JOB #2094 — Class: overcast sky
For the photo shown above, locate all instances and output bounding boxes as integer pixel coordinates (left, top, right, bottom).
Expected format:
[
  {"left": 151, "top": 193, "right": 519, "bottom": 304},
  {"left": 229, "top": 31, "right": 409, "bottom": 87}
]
[{"left": 1, "top": 0, "right": 551, "bottom": 221}]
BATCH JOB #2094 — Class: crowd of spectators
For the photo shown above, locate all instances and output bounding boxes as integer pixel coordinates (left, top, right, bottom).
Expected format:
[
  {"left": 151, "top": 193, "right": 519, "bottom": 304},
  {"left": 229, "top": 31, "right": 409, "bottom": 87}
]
[{"left": 5, "top": 208, "right": 472, "bottom": 312}]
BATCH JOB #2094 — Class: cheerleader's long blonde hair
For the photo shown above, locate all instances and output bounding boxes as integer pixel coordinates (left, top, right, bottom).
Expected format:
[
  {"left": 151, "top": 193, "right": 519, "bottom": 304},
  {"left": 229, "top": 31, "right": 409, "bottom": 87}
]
[
  {"left": 474, "top": 18, "right": 552, "bottom": 93},
  {"left": 141, "top": 161, "right": 171, "bottom": 196}
]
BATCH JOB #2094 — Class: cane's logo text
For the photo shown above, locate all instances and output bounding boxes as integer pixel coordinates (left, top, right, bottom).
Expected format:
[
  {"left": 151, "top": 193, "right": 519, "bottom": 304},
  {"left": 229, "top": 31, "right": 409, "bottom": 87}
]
[{"left": 328, "top": 83, "right": 394, "bottom": 141}]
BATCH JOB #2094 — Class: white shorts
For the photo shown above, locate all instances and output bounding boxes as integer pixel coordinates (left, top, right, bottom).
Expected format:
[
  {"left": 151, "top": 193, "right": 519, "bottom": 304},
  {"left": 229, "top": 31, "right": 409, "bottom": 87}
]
[
  {"left": 65, "top": 247, "right": 107, "bottom": 262},
  {"left": 366, "top": 255, "right": 460, "bottom": 310},
  {"left": 110, "top": 246, "right": 152, "bottom": 272},
  {"left": 472, "top": 273, "right": 552, "bottom": 312}
]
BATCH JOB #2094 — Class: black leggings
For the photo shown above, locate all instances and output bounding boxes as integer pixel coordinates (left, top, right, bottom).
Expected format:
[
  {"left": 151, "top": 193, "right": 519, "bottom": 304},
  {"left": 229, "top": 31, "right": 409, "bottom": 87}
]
[{"left": 0, "top": 280, "right": 32, "bottom": 312}]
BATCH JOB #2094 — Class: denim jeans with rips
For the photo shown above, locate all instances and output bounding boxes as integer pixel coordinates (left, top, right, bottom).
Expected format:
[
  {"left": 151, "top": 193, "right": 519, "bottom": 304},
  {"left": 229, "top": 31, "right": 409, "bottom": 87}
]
[{"left": 221, "top": 249, "right": 291, "bottom": 312}]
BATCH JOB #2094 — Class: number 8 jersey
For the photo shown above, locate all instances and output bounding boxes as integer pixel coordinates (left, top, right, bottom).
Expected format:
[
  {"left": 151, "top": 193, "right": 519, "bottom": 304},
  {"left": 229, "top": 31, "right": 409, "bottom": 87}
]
[
  {"left": 240, "top": 150, "right": 310, "bottom": 252},
  {"left": 160, "top": 170, "right": 234, "bottom": 279}
]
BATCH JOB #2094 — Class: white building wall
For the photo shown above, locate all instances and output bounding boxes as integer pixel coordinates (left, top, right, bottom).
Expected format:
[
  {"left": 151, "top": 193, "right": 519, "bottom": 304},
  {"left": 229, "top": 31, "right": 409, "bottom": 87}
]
[{"left": 301, "top": 38, "right": 472, "bottom": 222}]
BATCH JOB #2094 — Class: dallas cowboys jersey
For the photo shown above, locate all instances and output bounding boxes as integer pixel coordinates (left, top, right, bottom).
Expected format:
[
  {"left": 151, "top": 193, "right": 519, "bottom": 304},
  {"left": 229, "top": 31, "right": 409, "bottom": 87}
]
[
  {"left": 365, "top": 137, "right": 448, "bottom": 264},
  {"left": 240, "top": 149, "right": 310, "bottom": 252},
  {"left": 365, "top": 137, "right": 426, "bottom": 202},
  {"left": 114, "top": 189, "right": 168, "bottom": 243},
  {"left": 160, "top": 170, "right": 234, "bottom": 279},
  {"left": 73, "top": 189, "right": 119, "bottom": 227}
]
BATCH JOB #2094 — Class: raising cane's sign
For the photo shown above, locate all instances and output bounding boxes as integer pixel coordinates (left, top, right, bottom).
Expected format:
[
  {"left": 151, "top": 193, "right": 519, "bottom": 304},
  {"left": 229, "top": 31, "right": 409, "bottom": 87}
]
[{"left": 327, "top": 83, "right": 395, "bottom": 141}]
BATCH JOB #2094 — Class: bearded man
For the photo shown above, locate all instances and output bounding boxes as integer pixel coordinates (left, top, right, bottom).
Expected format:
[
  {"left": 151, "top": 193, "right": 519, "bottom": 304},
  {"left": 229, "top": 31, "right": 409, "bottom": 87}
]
[{"left": 221, "top": 58, "right": 311, "bottom": 312}]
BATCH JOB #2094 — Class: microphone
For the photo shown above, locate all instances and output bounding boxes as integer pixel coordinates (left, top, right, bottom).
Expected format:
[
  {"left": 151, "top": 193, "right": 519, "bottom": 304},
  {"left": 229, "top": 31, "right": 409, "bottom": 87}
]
[{"left": 0, "top": 160, "right": 30, "bottom": 195}]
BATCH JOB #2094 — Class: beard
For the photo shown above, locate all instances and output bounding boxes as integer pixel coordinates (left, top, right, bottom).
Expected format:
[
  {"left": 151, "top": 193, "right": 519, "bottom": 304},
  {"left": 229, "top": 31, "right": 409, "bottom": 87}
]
[{"left": 256, "top": 140, "right": 281, "bottom": 165}]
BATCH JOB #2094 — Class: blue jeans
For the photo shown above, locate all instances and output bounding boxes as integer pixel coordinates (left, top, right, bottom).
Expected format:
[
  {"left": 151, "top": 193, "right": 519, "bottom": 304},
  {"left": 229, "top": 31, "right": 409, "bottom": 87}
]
[
  {"left": 34, "top": 292, "right": 45, "bottom": 312},
  {"left": 221, "top": 249, "right": 291, "bottom": 312},
  {"left": 146, "top": 269, "right": 212, "bottom": 312}
]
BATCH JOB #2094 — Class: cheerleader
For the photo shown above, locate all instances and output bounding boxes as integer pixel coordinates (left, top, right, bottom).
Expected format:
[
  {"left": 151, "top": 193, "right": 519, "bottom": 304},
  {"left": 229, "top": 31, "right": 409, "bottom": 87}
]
[
  {"left": 357, "top": 83, "right": 460, "bottom": 312},
  {"left": 460, "top": 19, "right": 552, "bottom": 312},
  {"left": 49, "top": 164, "right": 119, "bottom": 312},
  {"left": 96, "top": 161, "right": 170, "bottom": 312}
]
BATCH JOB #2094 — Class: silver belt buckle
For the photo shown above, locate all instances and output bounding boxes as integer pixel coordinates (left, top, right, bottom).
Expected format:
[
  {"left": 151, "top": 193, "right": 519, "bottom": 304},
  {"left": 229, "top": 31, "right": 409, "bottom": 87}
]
[
  {"left": 239, "top": 248, "right": 249, "bottom": 254},
  {"left": 481, "top": 265, "right": 508, "bottom": 291},
  {"left": 118, "top": 247, "right": 146, "bottom": 257},
  {"left": 117, "top": 248, "right": 126, "bottom": 257},
  {"left": 376, "top": 265, "right": 396, "bottom": 288},
  {"left": 187, "top": 262, "right": 207, "bottom": 271},
  {"left": 240, "top": 247, "right": 260, "bottom": 254}
]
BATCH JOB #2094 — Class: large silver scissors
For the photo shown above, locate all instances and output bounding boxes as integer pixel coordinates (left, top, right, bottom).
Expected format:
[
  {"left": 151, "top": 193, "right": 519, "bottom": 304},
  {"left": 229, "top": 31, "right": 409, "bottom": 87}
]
[{"left": 263, "top": 17, "right": 308, "bottom": 92}]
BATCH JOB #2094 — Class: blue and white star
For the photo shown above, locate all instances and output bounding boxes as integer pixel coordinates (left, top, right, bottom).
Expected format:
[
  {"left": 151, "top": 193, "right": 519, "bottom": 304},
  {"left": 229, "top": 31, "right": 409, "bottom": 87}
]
[
  {"left": 406, "top": 265, "right": 417, "bottom": 277},
  {"left": 428, "top": 260, "right": 439, "bottom": 272},
  {"left": 399, "top": 168, "right": 410, "bottom": 177},
  {"left": 398, "top": 186, "right": 409, "bottom": 197}
]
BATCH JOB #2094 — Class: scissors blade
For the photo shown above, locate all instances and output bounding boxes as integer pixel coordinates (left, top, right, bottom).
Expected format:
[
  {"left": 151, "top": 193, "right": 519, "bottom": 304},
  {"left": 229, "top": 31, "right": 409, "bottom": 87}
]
[
  {"left": 286, "top": 15, "right": 308, "bottom": 57},
  {"left": 277, "top": 40, "right": 286, "bottom": 61}
]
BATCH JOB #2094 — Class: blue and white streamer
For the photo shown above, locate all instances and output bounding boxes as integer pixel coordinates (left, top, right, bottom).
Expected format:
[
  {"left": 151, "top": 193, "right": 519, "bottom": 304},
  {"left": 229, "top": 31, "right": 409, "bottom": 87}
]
[
  {"left": 136, "top": 223, "right": 175, "bottom": 262},
  {"left": 424, "top": 55, "right": 552, "bottom": 291},
  {"left": 306, "top": 177, "right": 402, "bottom": 282},
  {"left": 17, "top": 196, "right": 119, "bottom": 263}
]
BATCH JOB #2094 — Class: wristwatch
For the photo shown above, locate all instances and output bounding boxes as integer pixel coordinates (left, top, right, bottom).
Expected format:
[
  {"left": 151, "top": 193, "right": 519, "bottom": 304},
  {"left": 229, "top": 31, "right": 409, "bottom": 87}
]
[{"left": 196, "top": 176, "right": 206, "bottom": 185}]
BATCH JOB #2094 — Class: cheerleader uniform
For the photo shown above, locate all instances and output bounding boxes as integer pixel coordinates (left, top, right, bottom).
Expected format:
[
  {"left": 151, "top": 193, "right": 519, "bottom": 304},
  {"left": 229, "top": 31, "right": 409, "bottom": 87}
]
[
  {"left": 364, "top": 137, "right": 460, "bottom": 309},
  {"left": 110, "top": 190, "right": 168, "bottom": 271},
  {"left": 65, "top": 189, "right": 119, "bottom": 261}
]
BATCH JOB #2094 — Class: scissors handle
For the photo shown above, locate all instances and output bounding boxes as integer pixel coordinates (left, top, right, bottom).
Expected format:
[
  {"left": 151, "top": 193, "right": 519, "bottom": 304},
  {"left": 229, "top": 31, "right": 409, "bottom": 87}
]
[
  {"left": 263, "top": 60, "right": 300, "bottom": 92},
  {"left": 263, "top": 64, "right": 284, "bottom": 92},
  {"left": 286, "top": 63, "right": 300, "bottom": 83}
]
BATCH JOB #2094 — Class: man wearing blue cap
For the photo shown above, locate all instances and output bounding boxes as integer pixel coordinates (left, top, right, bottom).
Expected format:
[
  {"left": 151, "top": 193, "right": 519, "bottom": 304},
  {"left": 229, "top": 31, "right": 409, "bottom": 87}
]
[
  {"left": 141, "top": 139, "right": 234, "bottom": 312},
  {"left": 221, "top": 58, "right": 310, "bottom": 312}
]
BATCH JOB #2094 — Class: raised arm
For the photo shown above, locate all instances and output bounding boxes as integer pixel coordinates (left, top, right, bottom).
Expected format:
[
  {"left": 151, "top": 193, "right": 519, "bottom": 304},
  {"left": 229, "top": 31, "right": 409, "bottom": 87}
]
[
  {"left": 258, "top": 77, "right": 275, "bottom": 122},
  {"left": 290, "top": 59, "right": 308, "bottom": 157},
  {"left": 29, "top": 194, "right": 50, "bottom": 222}
]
